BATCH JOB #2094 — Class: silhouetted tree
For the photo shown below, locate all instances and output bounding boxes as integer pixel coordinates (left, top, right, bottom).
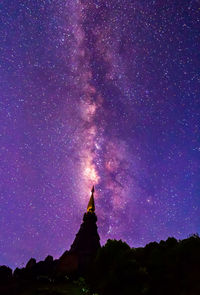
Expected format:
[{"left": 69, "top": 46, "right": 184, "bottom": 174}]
[
  {"left": 87, "top": 239, "right": 148, "bottom": 295},
  {"left": 0, "top": 265, "right": 12, "bottom": 283}
]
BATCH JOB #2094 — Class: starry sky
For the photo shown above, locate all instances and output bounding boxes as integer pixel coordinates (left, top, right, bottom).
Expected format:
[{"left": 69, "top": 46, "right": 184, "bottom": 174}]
[{"left": 0, "top": 0, "right": 200, "bottom": 269}]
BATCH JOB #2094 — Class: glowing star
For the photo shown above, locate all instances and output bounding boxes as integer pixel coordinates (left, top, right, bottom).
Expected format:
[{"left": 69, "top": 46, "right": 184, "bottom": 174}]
[{"left": 95, "top": 143, "right": 101, "bottom": 150}]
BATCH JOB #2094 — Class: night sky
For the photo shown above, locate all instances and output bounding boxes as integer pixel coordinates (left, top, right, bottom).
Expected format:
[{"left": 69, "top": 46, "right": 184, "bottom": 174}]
[{"left": 0, "top": 0, "right": 200, "bottom": 269}]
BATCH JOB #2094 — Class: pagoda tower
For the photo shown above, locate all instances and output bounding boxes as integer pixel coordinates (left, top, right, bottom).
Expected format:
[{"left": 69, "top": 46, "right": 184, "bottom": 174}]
[
  {"left": 69, "top": 186, "right": 101, "bottom": 271},
  {"left": 58, "top": 186, "right": 101, "bottom": 274}
]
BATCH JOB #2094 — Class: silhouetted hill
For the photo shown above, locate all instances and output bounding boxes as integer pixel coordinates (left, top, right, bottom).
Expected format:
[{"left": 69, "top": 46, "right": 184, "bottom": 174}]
[{"left": 1, "top": 235, "right": 200, "bottom": 294}]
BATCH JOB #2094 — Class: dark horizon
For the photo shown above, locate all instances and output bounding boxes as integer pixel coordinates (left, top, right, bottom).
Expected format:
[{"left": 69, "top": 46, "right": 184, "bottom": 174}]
[{"left": 0, "top": 190, "right": 199, "bottom": 270}]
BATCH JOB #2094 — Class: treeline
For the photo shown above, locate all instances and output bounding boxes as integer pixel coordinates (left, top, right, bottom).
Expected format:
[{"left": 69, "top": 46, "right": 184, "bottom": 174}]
[
  {"left": 1, "top": 234, "right": 200, "bottom": 294},
  {"left": 87, "top": 234, "right": 200, "bottom": 295}
]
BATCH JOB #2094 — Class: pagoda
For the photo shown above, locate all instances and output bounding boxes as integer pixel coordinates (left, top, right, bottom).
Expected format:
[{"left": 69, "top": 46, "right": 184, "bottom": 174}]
[{"left": 58, "top": 186, "right": 101, "bottom": 274}]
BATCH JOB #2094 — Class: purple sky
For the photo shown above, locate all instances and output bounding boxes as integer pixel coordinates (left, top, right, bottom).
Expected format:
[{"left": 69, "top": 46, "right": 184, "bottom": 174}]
[{"left": 0, "top": 0, "right": 200, "bottom": 269}]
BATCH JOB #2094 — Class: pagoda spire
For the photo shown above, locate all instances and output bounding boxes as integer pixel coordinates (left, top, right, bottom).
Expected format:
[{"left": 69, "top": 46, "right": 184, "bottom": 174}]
[{"left": 87, "top": 185, "right": 95, "bottom": 213}]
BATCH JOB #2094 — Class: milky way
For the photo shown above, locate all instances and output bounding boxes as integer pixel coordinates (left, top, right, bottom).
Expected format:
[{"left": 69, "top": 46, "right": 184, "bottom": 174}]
[{"left": 0, "top": 0, "right": 199, "bottom": 268}]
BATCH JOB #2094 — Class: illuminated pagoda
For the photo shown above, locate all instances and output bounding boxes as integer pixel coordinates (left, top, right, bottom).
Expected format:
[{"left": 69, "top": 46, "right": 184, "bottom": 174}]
[{"left": 58, "top": 186, "right": 101, "bottom": 274}]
